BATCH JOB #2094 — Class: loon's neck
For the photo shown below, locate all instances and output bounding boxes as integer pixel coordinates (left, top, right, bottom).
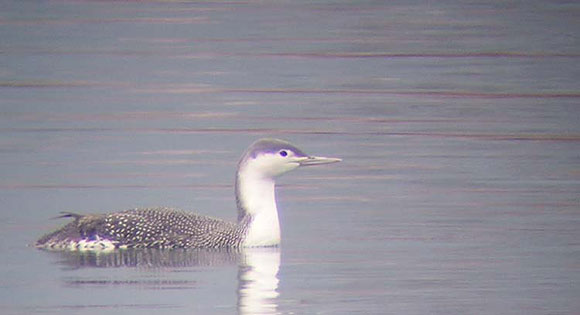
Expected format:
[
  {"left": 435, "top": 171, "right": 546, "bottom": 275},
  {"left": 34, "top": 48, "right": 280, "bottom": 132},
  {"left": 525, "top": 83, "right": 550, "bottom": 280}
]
[{"left": 236, "top": 167, "right": 280, "bottom": 247}]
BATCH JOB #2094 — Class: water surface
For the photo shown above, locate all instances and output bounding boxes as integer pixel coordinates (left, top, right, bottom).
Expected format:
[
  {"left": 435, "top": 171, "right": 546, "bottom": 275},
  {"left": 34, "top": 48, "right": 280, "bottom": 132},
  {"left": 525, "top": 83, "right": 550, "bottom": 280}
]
[{"left": 1, "top": 0, "right": 579, "bottom": 314}]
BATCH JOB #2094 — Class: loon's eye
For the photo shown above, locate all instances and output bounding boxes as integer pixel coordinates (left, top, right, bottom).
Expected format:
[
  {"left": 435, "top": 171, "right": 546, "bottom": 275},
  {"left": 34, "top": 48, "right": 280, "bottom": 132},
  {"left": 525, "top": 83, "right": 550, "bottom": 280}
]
[{"left": 279, "top": 150, "right": 288, "bottom": 157}]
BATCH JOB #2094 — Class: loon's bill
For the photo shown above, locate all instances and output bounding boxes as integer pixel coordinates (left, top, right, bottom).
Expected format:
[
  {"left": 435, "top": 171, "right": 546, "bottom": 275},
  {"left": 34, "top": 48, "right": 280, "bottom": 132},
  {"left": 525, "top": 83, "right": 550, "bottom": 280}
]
[{"left": 297, "top": 156, "right": 342, "bottom": 166}]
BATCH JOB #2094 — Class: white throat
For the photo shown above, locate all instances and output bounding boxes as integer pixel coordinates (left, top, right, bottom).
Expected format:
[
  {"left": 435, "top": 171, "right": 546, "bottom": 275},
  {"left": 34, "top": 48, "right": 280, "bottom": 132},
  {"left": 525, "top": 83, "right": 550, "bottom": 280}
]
[{"left": 236, "top": 166, "right": 281, "bottom": 247}]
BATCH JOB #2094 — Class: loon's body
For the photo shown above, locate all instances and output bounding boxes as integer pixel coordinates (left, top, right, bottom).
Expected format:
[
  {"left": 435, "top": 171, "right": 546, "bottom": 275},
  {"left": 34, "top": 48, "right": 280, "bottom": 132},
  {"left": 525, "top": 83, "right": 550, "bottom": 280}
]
[{"left": 35, "top": 138, "right": 340, "bottom": 250}]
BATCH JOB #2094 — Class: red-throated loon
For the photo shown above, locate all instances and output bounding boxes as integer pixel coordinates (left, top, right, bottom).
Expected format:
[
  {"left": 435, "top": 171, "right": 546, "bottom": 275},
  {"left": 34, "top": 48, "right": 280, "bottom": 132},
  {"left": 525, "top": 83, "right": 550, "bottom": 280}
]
[{"left": 35, "top": 138, "right": 341, "bottom": 250}]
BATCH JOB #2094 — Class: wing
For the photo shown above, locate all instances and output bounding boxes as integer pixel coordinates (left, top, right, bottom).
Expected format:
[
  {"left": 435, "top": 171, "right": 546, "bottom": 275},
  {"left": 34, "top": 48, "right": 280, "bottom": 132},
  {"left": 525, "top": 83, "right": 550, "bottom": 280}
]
[
  {"left": 102, "top": 208, "right": 240, "bottom": 248},
  {"left": 35, "top": 212, "right": 108, "bottom": 249},
  {"left": 36, "top": 208, "right": 242, "bottom": 250}
]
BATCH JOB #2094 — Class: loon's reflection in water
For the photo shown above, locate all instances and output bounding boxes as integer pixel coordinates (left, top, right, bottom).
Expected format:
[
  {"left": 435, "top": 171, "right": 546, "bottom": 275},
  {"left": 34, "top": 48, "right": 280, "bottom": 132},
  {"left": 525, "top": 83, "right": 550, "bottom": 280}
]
[
  {"left": 41, "top": 247, "right": 281, "bottom": 314},
  {"left": 238, "top": 248, "right": 280, "bottom": 314},
  {"left": 44, "top": 248, "right": 241, "bottom": 269}
]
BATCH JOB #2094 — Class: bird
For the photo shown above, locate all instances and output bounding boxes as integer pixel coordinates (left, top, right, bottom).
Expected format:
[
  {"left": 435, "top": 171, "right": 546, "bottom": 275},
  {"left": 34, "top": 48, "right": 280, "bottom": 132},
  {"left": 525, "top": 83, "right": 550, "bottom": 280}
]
[{"left": 35, "top": 138, "right": 341, "bottom": 250}]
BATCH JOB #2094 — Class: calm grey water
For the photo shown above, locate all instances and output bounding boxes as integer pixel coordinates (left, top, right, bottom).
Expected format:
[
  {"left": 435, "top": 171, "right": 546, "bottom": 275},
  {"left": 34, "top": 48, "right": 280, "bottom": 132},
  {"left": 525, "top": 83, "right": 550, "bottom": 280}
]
[{"left": 1, "top": 0, "right": 579, "bottom": 314}]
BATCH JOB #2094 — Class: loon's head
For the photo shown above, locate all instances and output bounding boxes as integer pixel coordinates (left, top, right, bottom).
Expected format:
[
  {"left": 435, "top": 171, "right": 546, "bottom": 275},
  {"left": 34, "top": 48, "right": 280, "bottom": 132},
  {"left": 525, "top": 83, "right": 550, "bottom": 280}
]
[{"left": 237, "top": 138, "right": 341, "bottom": 179}]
